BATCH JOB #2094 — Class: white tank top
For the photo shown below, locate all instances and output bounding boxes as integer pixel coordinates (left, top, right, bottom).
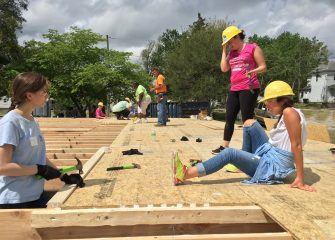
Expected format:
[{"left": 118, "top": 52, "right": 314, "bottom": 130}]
[{"left": 268, "top": 108, "right": 307, "bottom": 152}]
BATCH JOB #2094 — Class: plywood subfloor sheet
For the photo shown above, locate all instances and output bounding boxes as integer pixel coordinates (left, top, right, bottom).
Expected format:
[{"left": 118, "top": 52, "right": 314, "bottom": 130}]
[{"left": 63, "top": 118, "right": 335, "bottom": 240}]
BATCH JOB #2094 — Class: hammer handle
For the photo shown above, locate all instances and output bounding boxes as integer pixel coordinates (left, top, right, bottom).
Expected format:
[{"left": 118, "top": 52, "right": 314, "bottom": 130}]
[
  {"left": 106, "top": 164, "right": 136, "bottom": 171},
  {"left": 60, "top": 166, "right": 77, "bottom": 173},
  {"left": 35, "top": 166, "right": 77, "bottom": 179}
]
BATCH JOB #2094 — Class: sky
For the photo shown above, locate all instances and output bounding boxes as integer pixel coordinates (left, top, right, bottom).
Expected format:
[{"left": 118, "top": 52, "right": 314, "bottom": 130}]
[{"left": 19, "top": 0, "right": 335, "bottom": 63}]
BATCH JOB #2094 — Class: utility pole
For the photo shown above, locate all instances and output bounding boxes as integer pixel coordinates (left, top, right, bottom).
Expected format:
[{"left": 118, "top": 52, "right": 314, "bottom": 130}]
[
  {"left": 106, "top": 35, "right": 110, "bottom": 117},
  {"left": 106, "top": 35, "right": 109, "bottom": 51}
]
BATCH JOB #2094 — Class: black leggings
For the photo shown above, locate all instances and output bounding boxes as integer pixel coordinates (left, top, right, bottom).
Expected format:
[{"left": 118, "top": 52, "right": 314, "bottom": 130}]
[
  {"left": 114, "top": 109, "right": 130, "bottom": 120},
  {"left": 224, "top": 89, "right": 259, "bottom": 141}
]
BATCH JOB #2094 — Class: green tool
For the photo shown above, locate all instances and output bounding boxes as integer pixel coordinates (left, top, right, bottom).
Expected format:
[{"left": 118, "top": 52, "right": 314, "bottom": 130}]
[
  {"left": 106, "top": 163, "right": 141, "bottom": 171},
  {"left": 36, "top": 157, "right": 83, "bottom": 179}
]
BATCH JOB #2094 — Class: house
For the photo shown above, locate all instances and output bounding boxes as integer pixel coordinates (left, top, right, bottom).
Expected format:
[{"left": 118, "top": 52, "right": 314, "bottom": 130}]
[
  {"left": 300, "top": 59, "right": 335, "bottom": 105},
  {"left": 0, "top": 96, "right": 11, "bottom": 116},
  {"left": 0, "top": 96, "right": 52, "bottom": 117}
]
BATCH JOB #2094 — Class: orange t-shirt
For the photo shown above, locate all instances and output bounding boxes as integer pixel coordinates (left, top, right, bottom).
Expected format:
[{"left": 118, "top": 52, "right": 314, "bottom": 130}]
[{"left": 155, "top": 74, "right": 167, "bottom": 94}]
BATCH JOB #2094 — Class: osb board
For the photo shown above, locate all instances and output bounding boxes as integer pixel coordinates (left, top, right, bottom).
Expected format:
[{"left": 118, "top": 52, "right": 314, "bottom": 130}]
[
  {"left": 262, "top": 117, "right": 332, "bottom": 143},
  {"left": 62, "top": 119, "right": 335, "bottom": 240},
  {"left": 306, "top": 122, "right": 331, "bottom": 143},
  {"left": 237, "top": 163, "right": 335, "bottom": 240},
  {"left": 63, "top": 119, "right": 253, "bottom": 208}
]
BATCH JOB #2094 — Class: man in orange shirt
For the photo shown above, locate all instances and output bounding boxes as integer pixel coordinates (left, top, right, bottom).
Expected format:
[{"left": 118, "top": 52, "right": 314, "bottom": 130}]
[{"left": 151, "top": 67, "right": 167, "bottom": 126}]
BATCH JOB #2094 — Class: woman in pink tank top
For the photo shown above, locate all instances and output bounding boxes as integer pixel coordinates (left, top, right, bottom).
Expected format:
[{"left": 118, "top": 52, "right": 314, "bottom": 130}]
[{"left": 212, "top": 26, "right": 267, "bottom": 172}]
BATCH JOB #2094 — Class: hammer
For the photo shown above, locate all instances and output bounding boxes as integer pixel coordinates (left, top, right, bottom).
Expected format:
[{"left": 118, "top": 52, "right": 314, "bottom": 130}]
[
  {"left": 35, "top": 157, "right": 83, "bottom": 179},
  {"left": 106, "top": 163, "right": 140, "bottom": 171},
  {"left": 60, "top": 157, "right": 84, "bottom": 174},
  {"left": 245, "top": 64, "right": 255, "bottom": 94}
]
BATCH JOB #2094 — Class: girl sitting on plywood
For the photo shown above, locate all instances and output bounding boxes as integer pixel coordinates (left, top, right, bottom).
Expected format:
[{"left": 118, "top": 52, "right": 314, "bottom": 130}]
[{"left": 173, "top": 81, "right": 316, "bottom": 192}]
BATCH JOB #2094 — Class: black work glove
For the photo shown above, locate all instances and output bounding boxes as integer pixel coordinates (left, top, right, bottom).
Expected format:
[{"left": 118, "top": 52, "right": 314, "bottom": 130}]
[
  {"left": 36, "top": 164, "right": 61, "bottom": 180},
  {"left": 61, "top": 173, "right": 85, "bottom": 188}
]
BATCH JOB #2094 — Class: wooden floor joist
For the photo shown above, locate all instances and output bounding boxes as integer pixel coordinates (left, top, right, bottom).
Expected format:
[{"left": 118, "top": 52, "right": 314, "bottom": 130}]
[
  {"left": 0, "top": 206, "right": 292, "bottom": 240},
  {"left": 47, "top": 146, "right": 109, "bottom": 208}
]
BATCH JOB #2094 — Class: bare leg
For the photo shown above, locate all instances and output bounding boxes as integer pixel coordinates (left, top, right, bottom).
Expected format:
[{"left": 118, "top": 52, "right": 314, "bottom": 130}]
[
  {"left": 223, "top": 140, "right": 230, "bottom": 148},
  {"left": 184, "top": 166, "right": 199, "bottom": 180}
]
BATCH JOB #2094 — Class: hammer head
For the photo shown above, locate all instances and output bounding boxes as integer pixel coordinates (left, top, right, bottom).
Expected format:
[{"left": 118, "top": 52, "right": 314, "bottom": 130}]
[
  {"left": 74, "top": 157, "right": 84, "bottom": 174},
  {"left": 132, "top": 163, "right": 141, "bottom": 169}
]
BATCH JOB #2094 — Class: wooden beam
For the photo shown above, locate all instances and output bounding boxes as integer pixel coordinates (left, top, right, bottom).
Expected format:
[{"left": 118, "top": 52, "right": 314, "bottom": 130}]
[
  {"left": 47, "top": 147, "right": 109, "bottom": 208},
  {"left": 0, "top": 210, "right": 41, "bottom": 240},
  {"left": 46, "top": 153, "right": 94, "bottom": 159},
  {"left": 46, "top": 148, "right": 98, "bottom": 153},
  {"left": 36, "top": 223, "right": 289, "bottom": 239},
  {"left": 44, "top": 232, "right": 292, "bottom": 240},
  {"left": 33, "top": 206, "right": 273, "bottom": 228}
]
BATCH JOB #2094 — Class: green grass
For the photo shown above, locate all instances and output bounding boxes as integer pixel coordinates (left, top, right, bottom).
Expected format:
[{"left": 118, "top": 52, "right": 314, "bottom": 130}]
[
  {"left": 295, "top": 103, "right": 324, "bottom": 109},
  {"left": 0, "top": 109, "right": 7, "bottom": 117}
]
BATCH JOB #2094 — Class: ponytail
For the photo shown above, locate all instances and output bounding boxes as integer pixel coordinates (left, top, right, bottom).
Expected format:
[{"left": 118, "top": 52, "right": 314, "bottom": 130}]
[{"left": 7, "top": 97, "right": 16, "bottom": 112}]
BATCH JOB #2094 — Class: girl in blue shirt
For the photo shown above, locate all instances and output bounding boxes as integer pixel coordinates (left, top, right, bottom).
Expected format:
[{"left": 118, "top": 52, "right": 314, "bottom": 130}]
[{"left": 0, "top": 72, "right": 80, "bottom": 208}]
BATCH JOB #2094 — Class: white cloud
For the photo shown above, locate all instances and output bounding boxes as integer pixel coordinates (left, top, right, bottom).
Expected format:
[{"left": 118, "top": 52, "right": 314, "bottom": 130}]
[{"left": 19, "top": 0, "right": 335, "bottom": 57}]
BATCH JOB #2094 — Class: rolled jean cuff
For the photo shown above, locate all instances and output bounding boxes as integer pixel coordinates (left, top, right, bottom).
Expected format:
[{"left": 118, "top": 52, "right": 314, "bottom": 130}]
[{"left": 196, "top": 163, "right": 207, "bottom": 177}]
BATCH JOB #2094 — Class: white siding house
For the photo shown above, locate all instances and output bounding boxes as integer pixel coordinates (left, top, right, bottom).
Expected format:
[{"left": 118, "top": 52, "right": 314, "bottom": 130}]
[
  {"left": 0, "top": 96, "right": 11, "bottom": 111},
  {"left": 301, "top": 60, "right": 335, "bottom": 104},
  {"left": 0, "top": 96, "right": 51, "bottom": 117}
]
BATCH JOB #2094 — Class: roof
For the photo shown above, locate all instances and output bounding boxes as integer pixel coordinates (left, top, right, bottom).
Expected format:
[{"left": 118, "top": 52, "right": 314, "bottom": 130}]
[{"left": 318, "top": 59, "right": 335, "bottom": 72}]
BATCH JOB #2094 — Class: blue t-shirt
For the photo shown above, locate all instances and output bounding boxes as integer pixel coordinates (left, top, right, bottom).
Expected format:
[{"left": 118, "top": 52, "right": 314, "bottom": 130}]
[{"left": 0, "top": 110, "right": 46, "bottom": 204}]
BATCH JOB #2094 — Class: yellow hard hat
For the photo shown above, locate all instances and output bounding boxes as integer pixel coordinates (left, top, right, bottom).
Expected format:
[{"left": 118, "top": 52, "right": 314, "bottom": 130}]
[
  {"left": 125, "top": 97, "right": 131, "bottom": 102},
  {"left": 98, "top": 102, "right": 104, "bottom": 106},
  {"left": 259, "top": 81, "right": 294, "bottom": 103},
  {"left": 222, "top": 25, "right": 242, "bottom": 45}
]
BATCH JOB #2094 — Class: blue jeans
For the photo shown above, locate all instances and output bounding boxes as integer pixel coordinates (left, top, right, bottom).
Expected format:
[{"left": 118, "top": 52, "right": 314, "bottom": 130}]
[
  {"left": 197, "top": 121, "right": 269, "bottom": 177},
  {"left": 157, "top": 95, "right": 167, "bottom": 125}
]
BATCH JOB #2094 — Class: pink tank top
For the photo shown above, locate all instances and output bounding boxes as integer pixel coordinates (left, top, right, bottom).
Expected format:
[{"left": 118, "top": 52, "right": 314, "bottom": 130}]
[{"left": 228, "top": 43, "right": 260, "bottom": 91}]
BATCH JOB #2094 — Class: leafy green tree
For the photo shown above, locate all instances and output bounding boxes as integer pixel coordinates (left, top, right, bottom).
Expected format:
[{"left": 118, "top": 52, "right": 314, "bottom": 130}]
[
  {"left": 21, "top": 27, "right": 150, "bottom": 116},
  {"left": 141, "top": 29, "right": 182, "bottom": 74},
  {"left": 0, "top": 0, "right": 28, "bottom": 96},
  {"left": 249, "top": 32, "right": 329, "bottom": 100},
  {"left": 165, "top": 20, "right": 230, "bottom": 102},
  {"left": 0, "top": 0, "right": 28, "bottom": 63},
  {"left": 188, "top": 12, "right": 208, "bottom": 33},
  {"left": 140, "top": 40, "right": 155, "bottom": 73}
]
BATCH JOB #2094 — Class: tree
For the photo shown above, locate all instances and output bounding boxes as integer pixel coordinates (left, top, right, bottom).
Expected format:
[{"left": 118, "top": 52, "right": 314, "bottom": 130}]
[
  {"left": 20, "top": 27, "right": 150, "bottom": 116},
  {"left": 140, "top": 40, "right": 155, "bottom": 73},
  {"left": 249, "top": 32, "right": 329, "bottom": 100},
  {"left": 141, "top": 29, "right": 182, "bottom": 73},
  {"left": 0, "top": 0, "right": 28, "bottom": 62},
  {"left": 188, "top": 12, "right": 208, "bottom": 33},
  {"left": 165, "top": 20, "right": 230, "bottom": 102},
  {"left": 0, "top": 0, "right": 28, "bottom": 95}
]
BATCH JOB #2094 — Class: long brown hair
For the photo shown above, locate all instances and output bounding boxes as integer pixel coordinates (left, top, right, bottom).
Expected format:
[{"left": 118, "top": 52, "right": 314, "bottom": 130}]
[
  {"left": 274, "top": 96, "right": 294, "bottom": 128},
  {"left": 8, "top": 72, "right": 48, "bottom": 111}
]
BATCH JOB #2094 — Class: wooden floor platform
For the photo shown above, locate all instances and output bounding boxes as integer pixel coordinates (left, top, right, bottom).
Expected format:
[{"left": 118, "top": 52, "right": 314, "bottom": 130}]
[
  {"left": 60, "top": 118, "right": 335, "bottom": 240},
  {"left": 1, "top": 118, "right": 334, "bottom": 239}
]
